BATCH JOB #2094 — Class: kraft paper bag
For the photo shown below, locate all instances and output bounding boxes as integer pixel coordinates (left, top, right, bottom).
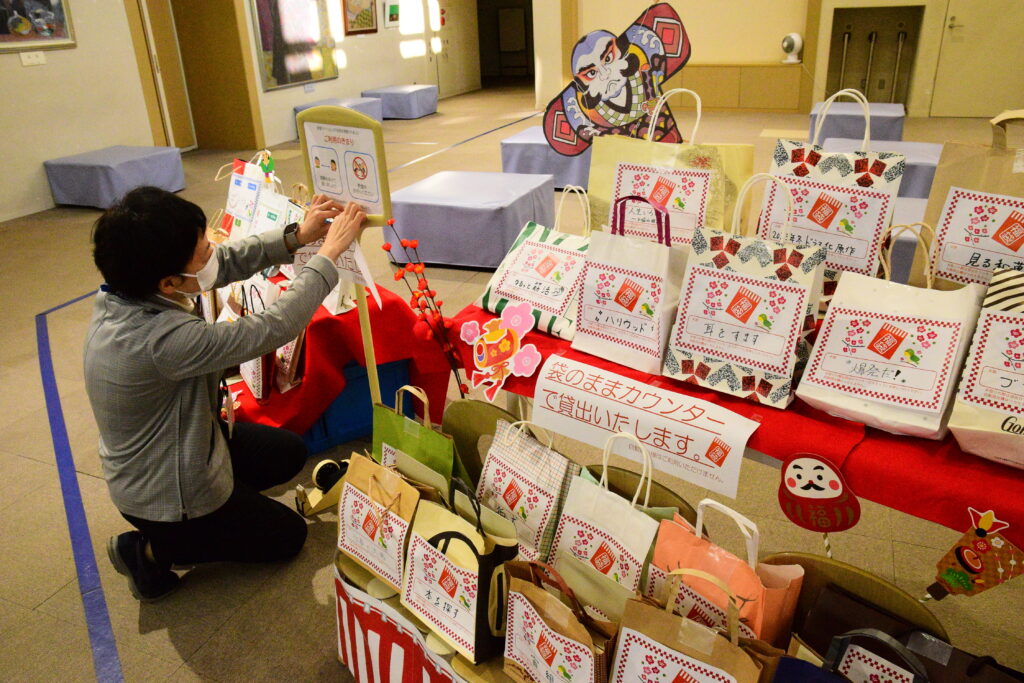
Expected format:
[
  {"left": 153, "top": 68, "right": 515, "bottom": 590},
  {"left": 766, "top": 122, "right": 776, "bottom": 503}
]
[
  {"left": 911, "top": 110, "right": 1024, "bottom": 290},
  {"left": 503, "top": 561, "right": 618, "bottom": 683},
  {"left": 610, "top": 569, "right": 762, "bottom": 683},
  {"left": 798, "top": 223, "right": 986, "bottom": 439},
  {"left": 336, "top": 453, "right": 420, "bottom": 593},
  {"left": 478, "top": 187, "right": 592, "bottom": 340},
  {"left": 949, "top": 268, "right": 1024, "bottom": 468},
  {"left": 663, "top": 173, "right": 827, "bottom": 408},
  {"left": 763, "top": 89, "right": 904, "bottom": 305},
  {"left": 587, "top": 88, "right": 751, "bottom": 244},
  {"left": 239, "top": 277, "right": 280, "bottom": 402}
]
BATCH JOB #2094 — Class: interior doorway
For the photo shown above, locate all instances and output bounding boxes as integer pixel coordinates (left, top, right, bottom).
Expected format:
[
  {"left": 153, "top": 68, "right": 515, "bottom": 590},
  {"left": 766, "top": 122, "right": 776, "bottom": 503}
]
[{"left": 477, "top": 0, "right": 534, "bottom": 89}]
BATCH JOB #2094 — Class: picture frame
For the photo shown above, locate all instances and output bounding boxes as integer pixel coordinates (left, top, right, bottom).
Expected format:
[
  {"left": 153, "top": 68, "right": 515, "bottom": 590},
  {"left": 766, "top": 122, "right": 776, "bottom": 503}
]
[
  {"left": 0, "top": 0, "right": 76, "bottom": 53},
  {"left": 381, "top": 1, "right": 399, "bottom": 29},
  {"left": 248, "top": 0, "right": 338, "bottom": 91},
  {"left": 343, "top": 0, "right": 377, "bottom": 35}
]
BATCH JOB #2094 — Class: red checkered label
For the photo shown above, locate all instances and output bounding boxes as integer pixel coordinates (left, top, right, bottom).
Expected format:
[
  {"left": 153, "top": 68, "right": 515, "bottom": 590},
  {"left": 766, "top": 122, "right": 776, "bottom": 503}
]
[
  {"left": 649, "top": 176, "right": 677, "bottom": 207},
  {"left": 704, "top": 438, "right": 731, "bottom": 468},
  {"left": 438, "top": 566, "right": 458, "bottom": 598},
  {"left": 725, "top": 286, "right": 761, "bottom": 324},
  {"left": 590, "top": 541, "right": 616, "bottom": 574},
  {"left": 360, "top": 512, "right": 378, "bottom": 539},
  {"left": 868, "top": 323, "right": 908, "bottom": 360},
  {"left": 535, "top": 254, "right": 559, "bottom": 277},
  {"left": 808, "top": 192, "right": 843, "bottom": 229},
  {"left": 502, "top": 480, "right": 523, "bottom": 510},
  {"left": 993, "top": 211, "right": 1024, "bottom": 252},
  {"left": 536, "top": 632, "right": 557, "bottom": 666},
  {"left": 614, "top": 278, "right": 644, "bottom": 312}
]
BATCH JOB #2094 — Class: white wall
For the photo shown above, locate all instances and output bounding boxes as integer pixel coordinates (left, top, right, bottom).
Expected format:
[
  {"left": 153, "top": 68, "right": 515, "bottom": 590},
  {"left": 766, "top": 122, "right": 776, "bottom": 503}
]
[{"left": 0, "top": 1, "right": 153, "bottom": 222}]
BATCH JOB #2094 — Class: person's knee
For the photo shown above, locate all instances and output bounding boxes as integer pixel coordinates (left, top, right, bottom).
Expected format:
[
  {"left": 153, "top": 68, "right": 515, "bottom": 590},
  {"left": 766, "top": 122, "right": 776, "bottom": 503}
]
[
  {"left": 269, "top": 511, "right": 308, "bottom": 561},
  {"left": 280, "top": 430, "right": 308, "bottom": 480}
]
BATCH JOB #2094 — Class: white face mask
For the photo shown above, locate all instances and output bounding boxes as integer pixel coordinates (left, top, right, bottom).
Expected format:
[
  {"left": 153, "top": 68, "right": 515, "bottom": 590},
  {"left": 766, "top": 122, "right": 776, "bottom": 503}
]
[{"left": 178, "top": 247, "right": 220, "bottom": 292}]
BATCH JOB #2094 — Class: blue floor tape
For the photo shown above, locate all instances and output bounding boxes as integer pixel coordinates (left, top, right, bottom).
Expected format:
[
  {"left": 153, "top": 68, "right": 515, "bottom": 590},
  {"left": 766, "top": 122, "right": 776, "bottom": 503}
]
[{"left": 36, "top": 291, "right": 123, "bottom": 683}]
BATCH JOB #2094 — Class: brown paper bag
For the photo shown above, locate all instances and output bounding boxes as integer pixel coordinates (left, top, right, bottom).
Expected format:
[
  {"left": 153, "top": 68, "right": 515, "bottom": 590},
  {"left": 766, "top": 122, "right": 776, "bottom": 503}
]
[
  {"left": 336, "top": 453, "right": 420, "bottom": 593},
  {"left": 910, "top": 110, "right": 1024, "bottom": 289}
]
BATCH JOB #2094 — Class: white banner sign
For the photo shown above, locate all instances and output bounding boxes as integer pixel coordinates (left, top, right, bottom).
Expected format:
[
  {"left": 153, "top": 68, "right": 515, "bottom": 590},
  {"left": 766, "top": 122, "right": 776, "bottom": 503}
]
[{"left": 532, "top": 356, "right": 758, "bottom": 498}]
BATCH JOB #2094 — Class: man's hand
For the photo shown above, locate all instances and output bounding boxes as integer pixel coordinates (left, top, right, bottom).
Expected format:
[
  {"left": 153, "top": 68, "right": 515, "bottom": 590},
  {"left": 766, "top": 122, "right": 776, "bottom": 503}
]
[
  {"left": 296, "top": 194, "right": 343, "bottom": 246},
  {"left": 317, "top": 201, "right": 367, "bottom": 262}
]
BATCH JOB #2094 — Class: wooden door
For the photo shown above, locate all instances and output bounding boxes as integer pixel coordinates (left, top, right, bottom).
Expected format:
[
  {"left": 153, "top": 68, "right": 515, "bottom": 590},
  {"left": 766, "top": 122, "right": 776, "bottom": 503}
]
[{"left": 140, "top": 0, "right": 196, "bottom": 148}]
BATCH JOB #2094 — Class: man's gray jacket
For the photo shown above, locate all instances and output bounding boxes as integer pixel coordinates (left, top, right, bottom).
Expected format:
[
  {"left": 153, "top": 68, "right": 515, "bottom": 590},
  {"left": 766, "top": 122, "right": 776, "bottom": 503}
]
[{"left": 84, "top": 227, "right": 339, "bottom": 522}]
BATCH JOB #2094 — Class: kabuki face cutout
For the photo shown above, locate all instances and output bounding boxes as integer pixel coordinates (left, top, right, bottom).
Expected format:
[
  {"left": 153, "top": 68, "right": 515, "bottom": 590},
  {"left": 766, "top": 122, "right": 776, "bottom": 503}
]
[{"left": 783, "top": 456, "right": 843, "bottom": 500}]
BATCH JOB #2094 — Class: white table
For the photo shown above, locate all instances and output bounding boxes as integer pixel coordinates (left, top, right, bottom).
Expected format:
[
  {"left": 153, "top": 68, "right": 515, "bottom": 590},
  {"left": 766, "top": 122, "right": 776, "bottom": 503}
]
[
  {"left": 823, "top": 137, "right": 941, "bottom": 199},
  {"left": 501, "top": 125, "right": 592, "bottom": 190},
  {"left": 810, "top": 102, "right": 905, "bottom": 142}
]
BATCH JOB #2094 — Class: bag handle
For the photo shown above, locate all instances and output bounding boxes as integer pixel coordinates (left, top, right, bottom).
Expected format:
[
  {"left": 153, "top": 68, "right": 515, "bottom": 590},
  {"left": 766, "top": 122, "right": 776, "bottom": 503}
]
[
  {"left": 695, "top": 499, "right": 760, "bottom": 569},
  {"left": 990, "top": 110, "right": 1024, "bottom": 150},
  {"left": 428, "top": 529, "right": 484, "bottom": 564},
  {"left": 825, "top": 629, "right": 929, "bottom": 682},
  {"left": 505, "top": 420, "right": 554, "bottom": 449},
  {"left": 811, "top": 88, "right": 871, "bottom": 150},
  {"left": 647, "top": 88, "right": 702, "bottom": 144},
  {"left": 599, "top": 432, "right": 653, "bottom": 509},
  {"left": 290, "top": 183, "right": 312, "bottom": 207},
  {"left": 730, "top": 173, "right": 795, "bottom": 239},
  {"left": 206, "top": 208, "right": 228, "bottom": 241},
  {"left": 394, "top": 385, "right": 432, "bottom": 429},
  {"left": 879, "top": 222, "right": 936, "bottom": 289},
  {"left": 611, "top": 195, "right": 671, "bottom": 247},
  {"left": 452, "top": 477, "right": 486, "bottom": 536},
  {"left": 665, "top": 568, "right": 742, "bottom": 646},
  {"left": 556, "top": 185, "right": 592, "bottom": 237},
  {"left": 367, "top": 473, "right": 402, "bottom": 525},
  {"left": 523, "top": 561, "right": 591, "bottom": 625}
]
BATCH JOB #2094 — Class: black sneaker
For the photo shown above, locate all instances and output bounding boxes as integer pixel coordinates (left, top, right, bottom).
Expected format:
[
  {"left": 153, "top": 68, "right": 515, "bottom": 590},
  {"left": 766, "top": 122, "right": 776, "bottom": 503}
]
[{"left": 106, "top": 532, "right": 180, "bottom": 602}]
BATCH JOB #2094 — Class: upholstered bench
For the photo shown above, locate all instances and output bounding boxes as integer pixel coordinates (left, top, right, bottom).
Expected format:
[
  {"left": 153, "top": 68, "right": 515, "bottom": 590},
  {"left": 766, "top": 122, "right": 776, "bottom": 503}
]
[
  {"left": 43, "top": 145, "right": 185, "bottom": 209},
  {"left": 823, "top": 137, "right": 942, "bottom": 199},
  {"left": 501, "top": 125, "right": 592, "bottom": 190},
  {"left": 390, "top": 171, "right": 554, "bottom": 268},
  {"left": 360, "top": 84, "right": 438, "bottom": 119},
  {"left": 809, "top": 101, "right": 905, "bottom": 142}
]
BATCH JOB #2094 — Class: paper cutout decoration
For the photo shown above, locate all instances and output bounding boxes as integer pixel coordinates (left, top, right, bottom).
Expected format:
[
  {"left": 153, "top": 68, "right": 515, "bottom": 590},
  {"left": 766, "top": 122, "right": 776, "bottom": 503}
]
[
  {"left": 543, "top": 2, "right": 691, "bottom": 157},
  {"left": 460, "top": 303, "right": 542, "bottom": 401},
  {"left": 777, "top": 454, "right": 861, "bottom": 533},
  {"left": 927, "top": 508, "right": 1023, "bottom": 600}
]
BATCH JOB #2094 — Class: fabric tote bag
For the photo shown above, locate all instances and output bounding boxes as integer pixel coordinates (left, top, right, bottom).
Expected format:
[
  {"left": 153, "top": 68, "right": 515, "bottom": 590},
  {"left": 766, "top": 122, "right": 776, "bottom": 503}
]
[
  {"left": 798, "top": 223, "right": 986, "bottom": 439},
  {"left": 663, "top": 173, "right": 827, "bottom": 408},
  {"left": 911, "top": 110, "right": 1024, "bottom": 289},
  {"left": 949, "top": 268, "right": 1024, "bottom": 468},
  {"left": 572, "top": 195, "right": 687, "bottom": 373},
  {"left": 476, "top": 420, "right": 580, "bottom": 562},
  {"left": 642, "top": 499, "right": 804, "bottom": 648},
  {"left": 478, "top": 186, "right": 592, "bottom": 340},
  {"left": 549, "top": 434, "right": 659, "bottom": 616},
  {"left": 763, "top": 88, "right": 904, "bottom": 303},
  {"left": 503, "top": 561, "right": 618, "bottom": 683},
  {"left": 239, "top": 279, "right": 279, "bottom": 402},
  {"left": 611, "top": 569, "right": 762, "bottom": 683}
]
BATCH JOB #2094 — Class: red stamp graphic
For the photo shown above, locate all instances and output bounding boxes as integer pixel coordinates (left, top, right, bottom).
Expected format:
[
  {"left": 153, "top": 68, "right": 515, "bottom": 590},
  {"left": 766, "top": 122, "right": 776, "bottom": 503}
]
[
  {"left": 502, "top": 481, "right": 523, "bottom": 510},
  {"left": 671, "top": 670, "right": 700, "bottom": 683},
  {"left": 868, "top": 323, "right": 908, "bottom": 360},
  {"left": 726, "top": 286, "right": 762, "bottom": 324},
  {"left": 535, "top": 254, "right": 559, "bottom": 278},
  {"left": 536, "top": 632, "right": 557, "bottom": 666},
  {"left": 614, "top": 278, "right": 644, "bottom": 312},
  {"left": 649, "top": 176, "right": 677, "bottom": 207},
  {"left": 993, "top": 211, "right": 1024, "bottom": 252},
  {"left": 438, "top": 566, "right": 458, "bottom": 598},
  {"left": 704, "top": 438, "right": 731, "bottom": 468},
  {"left": 590, "top": 541, "right": 616, "bottom": 575},
  {"left": 361, "top": 512, "right": 378, "bottom": 539},
  {"left": 808, "top": 193, "right": 843, "bottom": 229}
]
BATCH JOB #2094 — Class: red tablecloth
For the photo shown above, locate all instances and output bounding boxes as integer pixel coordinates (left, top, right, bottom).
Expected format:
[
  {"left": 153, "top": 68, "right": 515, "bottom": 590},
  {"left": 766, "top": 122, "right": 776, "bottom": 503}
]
[
  {"left": 235, "top": 288, "right": 451, "bottom": 433},
  {"left": 453, "top": 304, "right": 1024, "bottom": 548}
]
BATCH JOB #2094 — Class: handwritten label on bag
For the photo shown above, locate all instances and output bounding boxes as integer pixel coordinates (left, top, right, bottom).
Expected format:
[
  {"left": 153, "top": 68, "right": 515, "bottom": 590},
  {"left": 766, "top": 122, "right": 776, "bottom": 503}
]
[
  {"left": 673, "top": 266, "right": 810, "bottom": 377},
  {"left": 533, "top": 357, "right": 758, "bottom": 498},
  {"left": 933, "top": 186, "right": 1024, "bottom": 285},
  {"left": 959, "top": 310, "right": 1024, "bottom": 413},
  {"left": 477, "top": 453, "right": 556, "bottom": 561},
  {"left": 611, "top": 163, "right": 713, "bottom": 246},
  {"left": 578, "top": 263, "right": 665, "bottom": 356},
  {"left": 642, "top": 565, "right": 757, "bottom": 639},
  {"left": 838, "top": 643, "right": 914, "bottom": 683},
  {"left": 493, "top": 239, "right": 587, "bottom": 316},
  {"left": 551, "top": 514, "right": 644, "bottom": 590},
  {"left": 803, "top": 307, "right": 965, "bottom": 412},
  {"left": 504, "top": 591, "right": 596, "bottom": 683},
  {"left": 759, "top": 176, "right": 892, "bottom": 276},
  {"left": 337, "top": 483, "right": 409, "bottom": 589},
  {"left": 403, "top": 533, "right": 479, "bottom": 655},
  {"left": 612, "top": 627, "right": 738, "bottom": 683}
]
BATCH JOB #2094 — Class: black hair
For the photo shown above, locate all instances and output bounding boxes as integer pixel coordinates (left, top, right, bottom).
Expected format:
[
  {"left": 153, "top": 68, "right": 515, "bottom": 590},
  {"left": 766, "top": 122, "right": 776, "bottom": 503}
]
[{"left": 92, "top": 186, "right": 206, "bottom": 299}]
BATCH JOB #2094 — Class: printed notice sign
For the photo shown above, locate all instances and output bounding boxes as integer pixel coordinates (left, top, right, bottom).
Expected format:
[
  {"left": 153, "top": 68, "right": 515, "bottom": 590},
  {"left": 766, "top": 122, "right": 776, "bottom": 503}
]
[
  {"left": 932, "top": 186, "right": 1024, "bottom": 285},
  {"left": 533, "top": 356, "right": 758, "bottom": 498},
  {"left": 303, "top": 121, "right": 383, "bottom": 216}
]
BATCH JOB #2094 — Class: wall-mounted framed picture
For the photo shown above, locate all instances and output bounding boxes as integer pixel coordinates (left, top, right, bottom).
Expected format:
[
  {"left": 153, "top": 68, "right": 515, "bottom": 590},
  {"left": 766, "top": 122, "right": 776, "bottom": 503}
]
[
  {"left": 0, "top": 0, "right": 76, "bottom": 53},
  {"left": 249, "top": 0, "right": 338, "bottom": 91},
  {"left": 382, "top": 1, "right": 399, "bottom": 29},
  {"left": 343, "top": 0, "right": 377, "bottom": 35}
]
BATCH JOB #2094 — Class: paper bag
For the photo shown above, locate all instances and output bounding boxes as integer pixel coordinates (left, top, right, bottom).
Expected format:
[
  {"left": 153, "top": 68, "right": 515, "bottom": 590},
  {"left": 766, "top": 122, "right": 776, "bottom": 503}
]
[{"left": 238, "top": 278, "right": 279, "bottom": 402}]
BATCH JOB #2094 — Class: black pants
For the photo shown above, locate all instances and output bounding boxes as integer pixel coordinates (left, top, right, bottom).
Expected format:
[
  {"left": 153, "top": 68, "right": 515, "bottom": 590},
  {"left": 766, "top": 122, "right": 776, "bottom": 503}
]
[{"left": 123, "top": 422, "right": 309, "bottom": 568}]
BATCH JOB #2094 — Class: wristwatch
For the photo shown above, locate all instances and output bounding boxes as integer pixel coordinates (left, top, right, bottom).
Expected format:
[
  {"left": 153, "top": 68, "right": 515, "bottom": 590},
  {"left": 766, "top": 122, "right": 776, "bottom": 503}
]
[{"left": 283, "top": 222, "right": 301, "bottom": 253}]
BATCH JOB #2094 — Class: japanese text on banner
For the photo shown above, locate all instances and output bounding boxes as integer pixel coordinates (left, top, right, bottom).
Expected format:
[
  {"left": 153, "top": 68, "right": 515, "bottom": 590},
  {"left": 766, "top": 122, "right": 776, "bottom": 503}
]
[{"left": 532, "top": 356, "right": 759, "bottom": 498}]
